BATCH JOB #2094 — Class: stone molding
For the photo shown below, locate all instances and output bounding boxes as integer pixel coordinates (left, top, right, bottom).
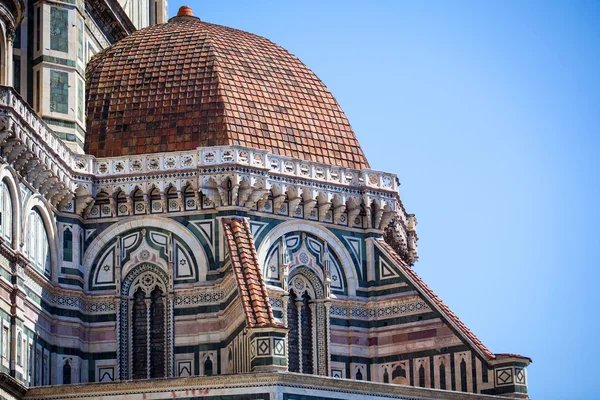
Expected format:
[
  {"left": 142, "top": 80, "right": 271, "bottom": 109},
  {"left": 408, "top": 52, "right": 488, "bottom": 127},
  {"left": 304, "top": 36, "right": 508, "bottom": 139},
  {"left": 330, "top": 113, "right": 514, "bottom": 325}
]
[{"left": 24, "top": 371, "right": 522, "bottom": 400}]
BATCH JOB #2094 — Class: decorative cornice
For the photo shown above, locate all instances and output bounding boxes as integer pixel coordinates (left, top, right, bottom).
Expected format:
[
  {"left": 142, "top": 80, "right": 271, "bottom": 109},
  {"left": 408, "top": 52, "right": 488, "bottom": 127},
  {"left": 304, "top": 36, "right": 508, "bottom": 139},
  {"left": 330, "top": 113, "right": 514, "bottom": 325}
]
[
  {"left": 24, "top": 371, "right": 521, "bottom": 400},
  {"left": 85, "top": 0, "right": 136, "bottom": 43},
  {"left": 0, "top": 372, "right": 27, "bottom": 398}
]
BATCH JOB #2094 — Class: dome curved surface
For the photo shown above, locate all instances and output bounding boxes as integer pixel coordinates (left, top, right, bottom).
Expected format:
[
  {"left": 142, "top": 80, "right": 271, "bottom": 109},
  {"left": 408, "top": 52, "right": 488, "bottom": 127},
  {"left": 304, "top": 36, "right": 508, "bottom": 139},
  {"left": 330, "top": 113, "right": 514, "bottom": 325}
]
[{"left": 85, "top": 16, "right": 369, "bottom": 169}]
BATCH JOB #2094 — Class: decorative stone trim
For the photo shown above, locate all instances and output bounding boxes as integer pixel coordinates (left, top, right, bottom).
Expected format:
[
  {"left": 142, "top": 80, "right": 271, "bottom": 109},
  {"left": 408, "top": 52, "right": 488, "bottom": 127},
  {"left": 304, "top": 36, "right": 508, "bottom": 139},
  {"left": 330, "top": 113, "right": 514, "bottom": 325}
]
[
  {"left": 329, "top": 298, "right": 431, "bottom": 320},
  {"left": 24, "top": 371, "right": 521, "bottom": 400}
]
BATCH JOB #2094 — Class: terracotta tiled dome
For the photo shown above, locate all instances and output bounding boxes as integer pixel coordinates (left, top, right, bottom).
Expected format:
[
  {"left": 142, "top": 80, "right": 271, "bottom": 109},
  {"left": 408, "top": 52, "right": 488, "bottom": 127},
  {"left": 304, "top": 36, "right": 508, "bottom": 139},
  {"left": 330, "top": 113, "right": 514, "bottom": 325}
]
[{"left": 85, "top": 8, "right": 369, "bottom": 169}]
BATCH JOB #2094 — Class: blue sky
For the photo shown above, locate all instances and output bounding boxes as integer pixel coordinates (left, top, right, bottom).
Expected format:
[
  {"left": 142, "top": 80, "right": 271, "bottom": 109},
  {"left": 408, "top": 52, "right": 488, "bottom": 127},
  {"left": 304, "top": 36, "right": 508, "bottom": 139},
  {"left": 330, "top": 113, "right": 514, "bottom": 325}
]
[{"left": 169, "top": 1, "right": 600, "bottom": 398}]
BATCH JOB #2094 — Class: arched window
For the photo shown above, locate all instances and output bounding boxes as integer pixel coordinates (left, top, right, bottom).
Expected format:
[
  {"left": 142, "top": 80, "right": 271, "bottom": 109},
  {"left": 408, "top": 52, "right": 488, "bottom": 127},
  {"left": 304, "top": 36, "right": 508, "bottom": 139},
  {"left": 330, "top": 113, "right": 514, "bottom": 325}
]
[
  {"left": 0, "top": 180, "right": 13, "bottom": 243},
  {"left": 419, "top": 364, "right": 425, "bottom": 387},
  {"left": 26, "top": 209, "right": 51, "bottom": 277},
  {"left": 392, "top": 365, "right": 407, "bottom": 385},
  {"left": 460, "top": 359, "right": 467, "bottom": 392},
  {"left": 383, "top": 368, "right": 389, "bottom": 383},
  {"left": 356, "top": 368, "right": 363, "bottom": 380},
  {"left": 204, "top": 356, "right": 213, "bottom": 376},
  {"left": 63, "top": 228, "right": 73, "bottom": 262},
  {"left": 63, "top": 359, "right": 71, "bottom": 384},
  {"left": 120, "top": 267, "right": 169, "bottom": 380},
  {"left": 439, "top": 363, "right": 446, "bottom": 390},
  {"left": 286, "top": 270, "right": 322, "bottom": 375}
]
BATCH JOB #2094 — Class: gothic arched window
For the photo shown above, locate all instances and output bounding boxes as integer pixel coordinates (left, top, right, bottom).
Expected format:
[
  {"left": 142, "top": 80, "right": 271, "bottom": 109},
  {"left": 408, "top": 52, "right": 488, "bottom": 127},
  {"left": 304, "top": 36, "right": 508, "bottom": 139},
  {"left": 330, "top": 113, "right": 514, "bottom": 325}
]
[
  {"left": 356, "top": 368, "right": 363, "bottom": 380},
  {"left": 383, "top": 368, "right": 389, "bottom": 383},
  {"left": 63, "top": 228, "right": 73, "bottom": 262},
  {"left": 460, "top": 359, "right": 468, "bottom": 392},
  {"left": 63, "top": 359, "right": 71, "bottom": 384},
  {"left": 286, "top": 270, "right": 323, "bottom": 375},
  {"left": 120, "top": 266, "right": 170, "bottom": 380},
  {"left": 26, "top": 209, "right": 51, "bottom": 277},
  {"left": 204, "top": 356, "right": 213, "bottom": 376},
  {"left": 440, "top": 363, "right": 447, "bottom": 390},
  {"left": 0, "top": 180, "right": 13, "bottom": 243},
  {"left": 392, "top": 365, "right": 407, "bottom": 385},
  {"left": 419, "top": 364, "right": 425, "bottom": 387}
]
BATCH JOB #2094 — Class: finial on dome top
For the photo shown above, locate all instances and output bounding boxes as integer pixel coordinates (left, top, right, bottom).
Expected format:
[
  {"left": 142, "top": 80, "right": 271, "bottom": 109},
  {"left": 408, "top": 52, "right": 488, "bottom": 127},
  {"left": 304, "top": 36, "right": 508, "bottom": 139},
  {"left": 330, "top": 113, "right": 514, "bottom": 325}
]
[
  {"left": 170, "top": 5, "right": 200, "bottom": 21},
  {"left": 177, "top": 6, "right": 194, "bottom": 17}
]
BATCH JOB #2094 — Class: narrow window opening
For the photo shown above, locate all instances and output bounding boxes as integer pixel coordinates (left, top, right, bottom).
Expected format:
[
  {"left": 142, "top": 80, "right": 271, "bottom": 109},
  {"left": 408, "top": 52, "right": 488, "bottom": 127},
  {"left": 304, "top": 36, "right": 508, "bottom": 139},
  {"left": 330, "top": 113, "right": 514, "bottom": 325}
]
[
  {"left": 131, "top": 288, "right": 147, "bottom": 379},
  {"left": 300, "top": 291, "right": 313, "bottom": 374},
  {"left": 460, "top": 359, "right": 467, "bottom": 392},
  {"left": 63, "top": 359, "right": 71, "bottom": 384},
  {"left": 356, "top": 368, "right": 363, "bottom": 380},
  {"left": 63, "top": 228, "right": 73, "bottom": 262},
  {"left": 287, "top": 290, "right": 299, "bottom": 373},
  {"left": 440, "top": 363, "right": 446, "bottom": 390},
  {"left": 419, "top": 364, "right": 425, "bottom": 387},
  {"left": 204, "top": 356, "right": 213, "bottom": 376}
]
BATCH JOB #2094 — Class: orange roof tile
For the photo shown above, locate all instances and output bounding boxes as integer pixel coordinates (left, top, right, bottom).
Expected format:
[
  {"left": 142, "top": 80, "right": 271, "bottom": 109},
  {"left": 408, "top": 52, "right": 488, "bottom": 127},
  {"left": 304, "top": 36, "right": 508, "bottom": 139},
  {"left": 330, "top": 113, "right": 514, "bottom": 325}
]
[
  {"left": 85, "top": 13, "right": 369, "bottom": 169},
  {"left": 222, "top": 218, "right": 277, "bottom": 328}
]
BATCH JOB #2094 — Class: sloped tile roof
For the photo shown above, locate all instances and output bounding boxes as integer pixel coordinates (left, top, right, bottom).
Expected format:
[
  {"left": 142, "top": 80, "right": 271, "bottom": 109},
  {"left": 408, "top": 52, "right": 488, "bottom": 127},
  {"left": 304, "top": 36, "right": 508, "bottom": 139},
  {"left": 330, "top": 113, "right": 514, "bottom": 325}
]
[
  {"left": 377, "top": 240, "right": 502, "bottom": 361},
  {"left": 85, "top": 15, "right": 369, "bottom": 169},
  {"left": 222, "top": 218, "right": 276, "bottom": 328}
]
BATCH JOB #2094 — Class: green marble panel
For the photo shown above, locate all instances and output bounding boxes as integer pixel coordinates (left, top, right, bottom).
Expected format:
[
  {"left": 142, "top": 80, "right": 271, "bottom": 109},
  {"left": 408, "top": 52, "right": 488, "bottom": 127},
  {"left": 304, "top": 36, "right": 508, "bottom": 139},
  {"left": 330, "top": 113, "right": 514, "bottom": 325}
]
[
  {"left": 50, "top": 7, "right": 69, "bottom": 53},
  {"left": 50, "top": 70, "right": 69, "bottom": 114}
]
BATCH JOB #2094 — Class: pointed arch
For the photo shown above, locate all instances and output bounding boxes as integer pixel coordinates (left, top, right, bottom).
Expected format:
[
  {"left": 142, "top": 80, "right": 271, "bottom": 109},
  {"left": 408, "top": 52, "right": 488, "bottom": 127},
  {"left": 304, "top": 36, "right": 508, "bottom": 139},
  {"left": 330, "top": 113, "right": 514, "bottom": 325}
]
[
  {"left": 439, "top": 362, "right": 447, "bottom": 390},
  {"left": 23, "top": 195, "right": 58, "bottom": 279},
  {"left": 83, "top": 216, "right": 208, "bottom": 284},
  {"left": 0, "top": 165, "right": 22, "bottom": 249},
  {"left": 460, "top": 358, "right": 468, "bottom": 392},
  {"left": 256, "top": 220, "right": 357, "bottom": 295}
]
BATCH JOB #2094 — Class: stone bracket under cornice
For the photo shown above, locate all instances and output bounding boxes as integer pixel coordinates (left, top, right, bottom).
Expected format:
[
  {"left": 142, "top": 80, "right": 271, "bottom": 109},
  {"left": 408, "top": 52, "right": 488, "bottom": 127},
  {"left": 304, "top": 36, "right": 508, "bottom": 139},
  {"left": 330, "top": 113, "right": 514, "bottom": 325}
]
[{"left": 0, "top": 87, "right": 76, "bottom": 210}]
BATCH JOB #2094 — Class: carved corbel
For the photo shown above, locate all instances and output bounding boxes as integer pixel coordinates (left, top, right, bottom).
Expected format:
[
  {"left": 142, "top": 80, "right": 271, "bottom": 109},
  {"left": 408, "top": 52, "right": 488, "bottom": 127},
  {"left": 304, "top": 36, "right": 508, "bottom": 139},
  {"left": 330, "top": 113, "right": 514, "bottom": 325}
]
[
  {"left": 256, "top": 191, "right": 270, "bottom": 212},
  {"left": 82, "top": 198, "right": 96, "bottom": 218},
  {"left": 318, "top": 202, "right": 331, "bottom": 222},
  {"left": 304, "top": 198, "right": 317, "bottom": 218},
  {"left": 238, "top": 185, "right": 252, "bottom": 207},
  {"left": 76, "top": 195, "right": 94, "bottom": 216},
  {"left": 273, "top": 193, "right": 286, "bottom": 214},
  {"left": 380, "top": 210, "right": 395, "bottom": 230},
  {"left": 0, "top": 127, "right": 12, "bottom": 144},
  {"left": 347, "top": 206, "right": 361, "bottom": 224},
  {"left": 57, "top": 191, "right": 74, "bottom": 211},
  {"left": 24, "top": 158, "right": 41, "bottom": 177},
  {"left": 33, "top": 170, "right": 52, "bottom": 188},
  {"left": 245, "top": 188, "right": 267, "bottom": 209},
  {"left": 13, "top": 152, "right": 32, "bottom": 171},
  {"left": 39, "top": 176, "right": 58, "bottom": 195},
  {"left": 288, "top": 196, "right": 302, "bottom": 216},
  {"left": 1, "top": 138, "right": 21, "bottom": 154},
  {"left": 332, "top": 204, "right": 346, "bottom": 224},
  {"left": 5, "top": 143, "right": 27, "bottom": 164}
]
